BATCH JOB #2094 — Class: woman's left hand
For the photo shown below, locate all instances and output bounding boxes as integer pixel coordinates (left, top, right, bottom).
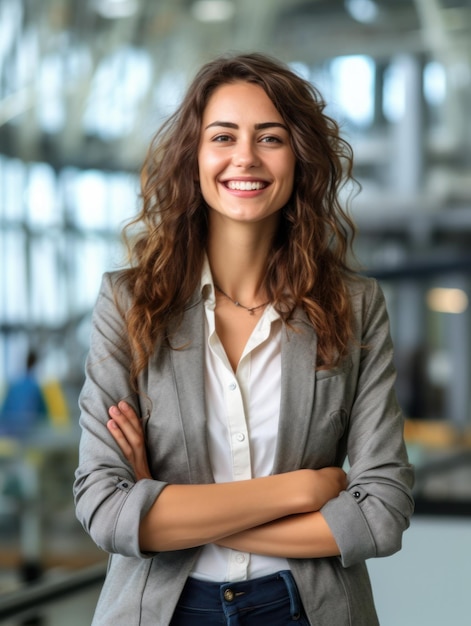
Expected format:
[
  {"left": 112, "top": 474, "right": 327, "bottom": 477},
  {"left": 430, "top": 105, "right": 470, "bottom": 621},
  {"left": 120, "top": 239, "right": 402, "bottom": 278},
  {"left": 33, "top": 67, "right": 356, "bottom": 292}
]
[{"left": 107, "top": 401, "right": 152, "bottom": 481}]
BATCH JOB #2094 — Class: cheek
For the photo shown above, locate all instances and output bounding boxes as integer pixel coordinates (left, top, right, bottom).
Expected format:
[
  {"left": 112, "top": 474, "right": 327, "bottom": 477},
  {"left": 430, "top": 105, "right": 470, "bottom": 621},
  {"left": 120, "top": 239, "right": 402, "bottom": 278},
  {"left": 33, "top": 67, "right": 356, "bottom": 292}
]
[
  {"left": 280, "top": 163, "right": 295, "bottom": 195},
  {"left": 198, "top": 153, "right": 221, "bottom": 187},
  {"left": 196, "top": 168, "right": 215, "bottom": 206},
  {"left": 199, "top": 149, "right": 222, "bottom": 171}
]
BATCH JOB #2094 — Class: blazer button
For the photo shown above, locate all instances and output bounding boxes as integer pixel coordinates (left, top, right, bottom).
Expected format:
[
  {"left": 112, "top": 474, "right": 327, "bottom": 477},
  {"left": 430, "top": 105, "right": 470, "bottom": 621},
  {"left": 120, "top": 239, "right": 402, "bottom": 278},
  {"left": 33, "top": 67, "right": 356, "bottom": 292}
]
[
  {"left": 224, "top": 588, "right": 235, "bottom": 602},
  {"left": 353, "top": 491, "right": 361, "bottom": 499}
]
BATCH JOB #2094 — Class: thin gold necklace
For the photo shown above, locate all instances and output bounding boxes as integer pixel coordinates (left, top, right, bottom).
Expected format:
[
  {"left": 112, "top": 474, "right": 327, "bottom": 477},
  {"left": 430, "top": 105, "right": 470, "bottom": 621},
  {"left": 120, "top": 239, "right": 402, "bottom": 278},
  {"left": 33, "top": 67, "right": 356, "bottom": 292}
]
[{"left": 214, "top": 285, "right": 269, "bottom": 315}]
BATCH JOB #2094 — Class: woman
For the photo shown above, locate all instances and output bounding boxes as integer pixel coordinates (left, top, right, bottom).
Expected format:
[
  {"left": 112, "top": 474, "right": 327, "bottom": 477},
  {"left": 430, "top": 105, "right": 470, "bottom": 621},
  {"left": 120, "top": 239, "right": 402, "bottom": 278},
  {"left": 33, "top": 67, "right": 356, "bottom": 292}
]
[{"left": 74, "top": 52, "right": 414, "bottom": 625}]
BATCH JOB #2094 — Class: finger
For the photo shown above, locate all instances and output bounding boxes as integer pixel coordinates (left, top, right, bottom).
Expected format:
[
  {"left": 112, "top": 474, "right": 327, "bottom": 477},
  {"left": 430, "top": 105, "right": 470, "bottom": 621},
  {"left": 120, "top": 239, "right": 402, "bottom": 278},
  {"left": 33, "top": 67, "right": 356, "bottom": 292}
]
[
  {"left": 107, "top": 419, "right": 134, "bottom": 460},
  {"left": 107, "top": 416, "right": 152, "bottom": 481},
  {"left": 117, "top": 401, "right": 142, "bottom": 428},
  {"left": 108, "top": 404, "right": 141, "bottom": 439},
  {"left": 108, "top": 405, "right": 146, "bottom": 455},
  {"left": 111, "top": 402, "right": 143, "bottom": 438}
]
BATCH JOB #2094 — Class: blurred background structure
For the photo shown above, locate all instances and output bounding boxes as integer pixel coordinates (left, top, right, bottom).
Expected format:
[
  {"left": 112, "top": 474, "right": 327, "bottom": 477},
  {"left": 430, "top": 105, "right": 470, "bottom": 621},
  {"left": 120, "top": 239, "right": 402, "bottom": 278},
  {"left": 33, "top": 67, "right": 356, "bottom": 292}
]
[{"left": 0, "top": 0, "right": 470, "bottom": 624}]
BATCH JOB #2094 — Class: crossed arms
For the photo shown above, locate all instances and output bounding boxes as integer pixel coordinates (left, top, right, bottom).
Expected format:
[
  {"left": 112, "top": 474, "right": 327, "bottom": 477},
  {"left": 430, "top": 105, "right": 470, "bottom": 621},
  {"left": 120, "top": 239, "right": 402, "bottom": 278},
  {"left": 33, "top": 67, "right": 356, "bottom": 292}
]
[{"left": 107, "top": 401, "right": 346, "bottom": 557}]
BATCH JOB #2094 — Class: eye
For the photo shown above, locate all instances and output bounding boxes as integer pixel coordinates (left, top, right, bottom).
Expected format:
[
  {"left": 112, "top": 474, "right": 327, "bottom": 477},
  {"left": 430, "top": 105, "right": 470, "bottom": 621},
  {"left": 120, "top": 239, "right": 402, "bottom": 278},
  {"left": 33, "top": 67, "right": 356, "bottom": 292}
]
[
  {"left": 260, "top": 135, "right": 283, "bottom": 144},
  {"left": 212, "top": 134, "right": 233, "bottom": 143}
]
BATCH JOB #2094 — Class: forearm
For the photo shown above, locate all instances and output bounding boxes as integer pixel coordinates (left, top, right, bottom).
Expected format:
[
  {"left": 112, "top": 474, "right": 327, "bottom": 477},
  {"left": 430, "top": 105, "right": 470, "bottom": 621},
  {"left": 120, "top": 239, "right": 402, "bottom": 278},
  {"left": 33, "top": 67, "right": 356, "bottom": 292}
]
[
  {"left": 216, "top": 511, "right": 340, "bottom": 559},
  {"left": 139, "top": 471, "right": 317, "bottom": 552},
  {"left": 107, "top": 403, "right": 347, "bottom": 553}
]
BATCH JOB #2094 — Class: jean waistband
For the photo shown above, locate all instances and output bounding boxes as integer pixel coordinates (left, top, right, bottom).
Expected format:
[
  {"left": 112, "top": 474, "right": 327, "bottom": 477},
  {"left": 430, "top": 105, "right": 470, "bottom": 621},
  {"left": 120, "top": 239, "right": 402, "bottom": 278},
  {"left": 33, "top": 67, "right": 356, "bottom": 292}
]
[{"left": 178, "top": 570, "right": 303, "bottom": 618}]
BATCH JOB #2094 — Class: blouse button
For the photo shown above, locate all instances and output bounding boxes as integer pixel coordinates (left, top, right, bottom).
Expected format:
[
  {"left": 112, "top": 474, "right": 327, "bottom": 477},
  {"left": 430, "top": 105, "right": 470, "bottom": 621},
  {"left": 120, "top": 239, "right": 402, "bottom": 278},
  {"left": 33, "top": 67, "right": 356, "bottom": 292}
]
[
  {"left": 235, "top": 433, "right": 245, "bottom": 442},
  {"left": 228, "top": 382, "right": 237, "bottom": 391}
]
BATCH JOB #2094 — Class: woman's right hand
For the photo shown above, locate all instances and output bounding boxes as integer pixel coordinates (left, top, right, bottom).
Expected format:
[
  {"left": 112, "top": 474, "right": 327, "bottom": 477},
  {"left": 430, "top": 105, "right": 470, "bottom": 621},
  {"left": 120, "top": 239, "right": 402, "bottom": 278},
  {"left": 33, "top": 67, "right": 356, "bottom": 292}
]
[
  {"left": 107, "top": 401, "right": 152, "bottom": 481},
  {"left": 315, "top": 466, "right": 348, "bottom": 506},
  {"left": 295, "top": 467, "right": 347, "bottom": 511}
]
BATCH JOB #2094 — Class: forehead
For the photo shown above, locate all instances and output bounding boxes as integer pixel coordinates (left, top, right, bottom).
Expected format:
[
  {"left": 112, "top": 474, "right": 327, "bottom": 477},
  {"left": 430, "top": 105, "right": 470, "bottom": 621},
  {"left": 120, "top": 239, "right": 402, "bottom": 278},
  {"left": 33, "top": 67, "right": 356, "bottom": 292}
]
[{"left": 202, "top": 81, "right": 283, "bottom": 122}]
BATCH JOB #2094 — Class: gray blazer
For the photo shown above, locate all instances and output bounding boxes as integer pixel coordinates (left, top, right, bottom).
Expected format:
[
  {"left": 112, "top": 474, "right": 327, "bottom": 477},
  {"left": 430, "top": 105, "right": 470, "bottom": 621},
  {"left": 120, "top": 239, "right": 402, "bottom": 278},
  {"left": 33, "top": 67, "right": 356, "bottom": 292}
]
[{"left": 74, "top": 271, "right": 414, "bottom": 626}]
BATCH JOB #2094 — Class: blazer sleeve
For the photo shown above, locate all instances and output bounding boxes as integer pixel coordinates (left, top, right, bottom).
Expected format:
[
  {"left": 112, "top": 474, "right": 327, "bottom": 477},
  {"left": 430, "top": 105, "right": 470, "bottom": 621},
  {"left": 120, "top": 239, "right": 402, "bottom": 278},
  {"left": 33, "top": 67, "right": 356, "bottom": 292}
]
[
  {"left": 320, "top": 277, "right": 414, "bottom": 567},
  {"left": 73, "top": 272, "right": 167, "bottom": 558}
]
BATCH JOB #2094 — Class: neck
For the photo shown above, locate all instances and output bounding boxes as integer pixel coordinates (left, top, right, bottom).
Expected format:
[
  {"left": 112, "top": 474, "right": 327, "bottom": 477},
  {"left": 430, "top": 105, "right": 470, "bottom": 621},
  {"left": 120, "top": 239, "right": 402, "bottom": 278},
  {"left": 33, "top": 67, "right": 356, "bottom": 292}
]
[{"left": 207, "top": 219, "right": 276, "bottom": 305}]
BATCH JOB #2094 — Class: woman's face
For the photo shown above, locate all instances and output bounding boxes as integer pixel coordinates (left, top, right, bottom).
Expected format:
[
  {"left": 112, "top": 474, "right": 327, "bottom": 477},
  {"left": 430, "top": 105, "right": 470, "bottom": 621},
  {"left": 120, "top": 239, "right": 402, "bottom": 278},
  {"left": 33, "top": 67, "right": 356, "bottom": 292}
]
[{"left": 197, "top": 81, "right": 296, "bottom": 228}]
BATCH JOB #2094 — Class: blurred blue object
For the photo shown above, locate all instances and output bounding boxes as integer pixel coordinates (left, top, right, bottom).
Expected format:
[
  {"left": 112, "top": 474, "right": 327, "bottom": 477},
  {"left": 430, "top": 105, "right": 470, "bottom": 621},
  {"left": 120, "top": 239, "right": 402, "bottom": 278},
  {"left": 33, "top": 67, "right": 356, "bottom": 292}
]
[{"left": 0, "top": 351, "right": 48, "bottom": 439}]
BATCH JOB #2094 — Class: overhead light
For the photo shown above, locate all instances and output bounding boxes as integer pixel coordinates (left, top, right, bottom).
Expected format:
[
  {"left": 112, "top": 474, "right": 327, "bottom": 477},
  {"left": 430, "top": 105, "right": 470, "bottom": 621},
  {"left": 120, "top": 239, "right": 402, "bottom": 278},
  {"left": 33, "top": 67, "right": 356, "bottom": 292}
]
[
  {"left": 192, "top": 1, "right": 235, "bottom": 23},
  {"left": 93, "top": 0, "right": 139, "bottom": 19},
  {"left": 344, "top": 0, "right": 379, "bottom": 24},
  {"left": 426, "top": 287, "right": 468, "bottom": 314}
]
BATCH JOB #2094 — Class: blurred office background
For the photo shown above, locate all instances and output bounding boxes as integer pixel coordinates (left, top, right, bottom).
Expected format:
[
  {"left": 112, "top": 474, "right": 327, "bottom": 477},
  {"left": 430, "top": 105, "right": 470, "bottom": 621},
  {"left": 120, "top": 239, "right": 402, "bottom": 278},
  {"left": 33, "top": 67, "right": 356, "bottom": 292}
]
[{"left": 0, "top": 0, "right": 470, "bottom": 624}]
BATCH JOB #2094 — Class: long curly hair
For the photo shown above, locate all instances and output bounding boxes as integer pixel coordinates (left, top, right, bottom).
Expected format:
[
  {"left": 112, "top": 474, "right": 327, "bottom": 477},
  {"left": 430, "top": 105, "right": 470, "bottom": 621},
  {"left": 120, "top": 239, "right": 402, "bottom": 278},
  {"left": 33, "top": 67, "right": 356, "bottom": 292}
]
[{"left": 119, "top": 52, "right": 359, "bottom": 385}]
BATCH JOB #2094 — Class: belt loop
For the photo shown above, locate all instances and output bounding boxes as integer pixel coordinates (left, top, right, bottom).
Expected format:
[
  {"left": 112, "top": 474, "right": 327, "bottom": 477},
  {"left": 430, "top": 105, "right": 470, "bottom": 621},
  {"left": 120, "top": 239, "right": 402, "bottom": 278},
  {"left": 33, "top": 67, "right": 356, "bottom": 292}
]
[{"left": 279, "top": 570, "right": 302, "bottom": 620}]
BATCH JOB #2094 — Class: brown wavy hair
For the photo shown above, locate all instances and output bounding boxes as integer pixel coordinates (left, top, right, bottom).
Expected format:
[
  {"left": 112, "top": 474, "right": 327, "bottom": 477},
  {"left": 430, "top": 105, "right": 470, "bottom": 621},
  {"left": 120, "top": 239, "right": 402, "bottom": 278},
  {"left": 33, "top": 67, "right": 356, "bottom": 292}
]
[{"left": 119, "top": 52, "right": 359, "bottom": 386}]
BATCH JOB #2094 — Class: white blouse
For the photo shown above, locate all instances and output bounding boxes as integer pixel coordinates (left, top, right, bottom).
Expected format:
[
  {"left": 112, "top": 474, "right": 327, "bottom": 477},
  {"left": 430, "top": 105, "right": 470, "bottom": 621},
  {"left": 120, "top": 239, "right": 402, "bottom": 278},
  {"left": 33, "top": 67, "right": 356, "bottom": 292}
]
[{"left": 190, "top": 259, "right": 290, "bottom": 582}]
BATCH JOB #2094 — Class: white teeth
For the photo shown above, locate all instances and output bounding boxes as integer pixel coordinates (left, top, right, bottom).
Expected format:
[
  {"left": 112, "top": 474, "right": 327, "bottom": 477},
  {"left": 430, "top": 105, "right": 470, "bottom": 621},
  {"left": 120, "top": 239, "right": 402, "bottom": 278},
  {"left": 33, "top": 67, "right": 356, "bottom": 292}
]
[{"left": 227, "top": 180, "right": 265, "bottom": 190}]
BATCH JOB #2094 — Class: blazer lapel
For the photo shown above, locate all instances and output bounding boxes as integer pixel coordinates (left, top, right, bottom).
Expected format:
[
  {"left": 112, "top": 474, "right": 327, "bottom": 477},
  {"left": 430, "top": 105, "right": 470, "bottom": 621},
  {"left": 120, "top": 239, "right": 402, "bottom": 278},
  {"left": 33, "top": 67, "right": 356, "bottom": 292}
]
[
  {"left": 272, "top": 313, "right": 318, "bottom": 474},
  {"left": 168, "top": 300, "right": 318, "bottom": 481},
  {"left": 169, "top": 296, "right": 215, "bottom": 484}
]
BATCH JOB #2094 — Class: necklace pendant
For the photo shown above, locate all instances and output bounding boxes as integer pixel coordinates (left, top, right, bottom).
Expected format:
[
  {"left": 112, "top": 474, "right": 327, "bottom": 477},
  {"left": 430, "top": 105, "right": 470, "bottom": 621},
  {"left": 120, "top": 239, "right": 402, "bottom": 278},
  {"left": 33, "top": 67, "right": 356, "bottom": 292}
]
[{"left": 214, "top": 284, "right": 268, "bottom": 315}]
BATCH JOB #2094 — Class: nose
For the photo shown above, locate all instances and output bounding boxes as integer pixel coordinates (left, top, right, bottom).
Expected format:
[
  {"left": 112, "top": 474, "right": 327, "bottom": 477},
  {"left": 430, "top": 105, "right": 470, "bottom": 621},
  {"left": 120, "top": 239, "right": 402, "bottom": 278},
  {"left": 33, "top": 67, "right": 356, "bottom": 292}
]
[{"left": 232, "top": 139, "right": 259, "bottom": 168}]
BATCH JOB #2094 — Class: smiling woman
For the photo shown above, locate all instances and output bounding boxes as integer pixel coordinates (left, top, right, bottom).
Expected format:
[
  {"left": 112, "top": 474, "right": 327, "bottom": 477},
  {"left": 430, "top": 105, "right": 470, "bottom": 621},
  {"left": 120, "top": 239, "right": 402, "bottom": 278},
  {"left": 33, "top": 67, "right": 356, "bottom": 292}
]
[
  {"left": 73, "top": 52, "right": 414, "bottom": 626},
  {"left": 198, "top": 82, "right": 296, "bottom": 231}
]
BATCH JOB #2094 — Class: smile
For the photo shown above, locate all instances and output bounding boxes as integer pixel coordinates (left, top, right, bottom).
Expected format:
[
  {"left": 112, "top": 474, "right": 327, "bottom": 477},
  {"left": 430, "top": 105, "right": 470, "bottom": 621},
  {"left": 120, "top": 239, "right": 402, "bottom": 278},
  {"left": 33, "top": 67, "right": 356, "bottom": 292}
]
[{"left": 226, "top": 180, "right": 267, "bottom": 191}]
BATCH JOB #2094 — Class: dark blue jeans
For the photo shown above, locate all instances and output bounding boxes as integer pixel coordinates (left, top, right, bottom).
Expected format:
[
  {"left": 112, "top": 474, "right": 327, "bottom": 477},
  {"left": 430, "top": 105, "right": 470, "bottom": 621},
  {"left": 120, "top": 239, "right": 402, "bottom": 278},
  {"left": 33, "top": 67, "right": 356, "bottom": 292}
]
[{"left": 169, "top": 570, "right": 310, "bottom": 625}]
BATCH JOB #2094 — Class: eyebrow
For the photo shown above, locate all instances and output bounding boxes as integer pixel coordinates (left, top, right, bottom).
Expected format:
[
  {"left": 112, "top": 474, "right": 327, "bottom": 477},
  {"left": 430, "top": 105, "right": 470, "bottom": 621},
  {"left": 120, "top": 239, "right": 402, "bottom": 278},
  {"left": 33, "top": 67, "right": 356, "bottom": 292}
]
[{"left": 204, "top": 121, "right": 289, "bottom": 131}]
